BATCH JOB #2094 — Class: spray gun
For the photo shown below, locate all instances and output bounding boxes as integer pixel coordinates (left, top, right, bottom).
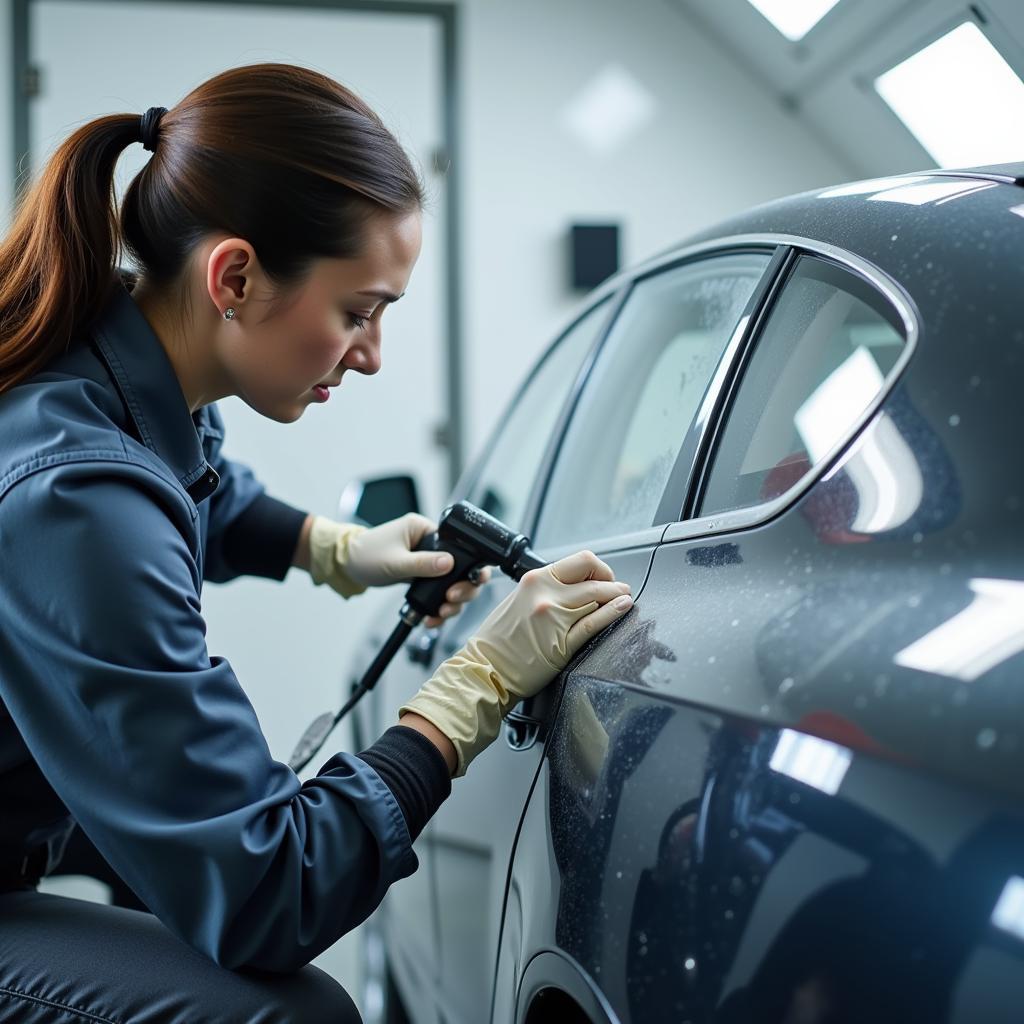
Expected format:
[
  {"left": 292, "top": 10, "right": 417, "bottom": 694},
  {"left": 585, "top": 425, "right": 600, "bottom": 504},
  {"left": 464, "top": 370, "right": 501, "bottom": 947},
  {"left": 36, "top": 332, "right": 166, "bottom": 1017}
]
[{"left": 288, "top": 500, "right": 546, "bottom": 773}]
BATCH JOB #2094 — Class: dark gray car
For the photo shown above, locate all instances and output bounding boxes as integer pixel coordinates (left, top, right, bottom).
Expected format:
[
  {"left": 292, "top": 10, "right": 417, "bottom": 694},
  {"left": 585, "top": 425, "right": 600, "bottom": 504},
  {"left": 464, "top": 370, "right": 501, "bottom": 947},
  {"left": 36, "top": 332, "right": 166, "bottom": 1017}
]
[{"left": 353, "top": 162, "right": 1024, "bottom": 1024}]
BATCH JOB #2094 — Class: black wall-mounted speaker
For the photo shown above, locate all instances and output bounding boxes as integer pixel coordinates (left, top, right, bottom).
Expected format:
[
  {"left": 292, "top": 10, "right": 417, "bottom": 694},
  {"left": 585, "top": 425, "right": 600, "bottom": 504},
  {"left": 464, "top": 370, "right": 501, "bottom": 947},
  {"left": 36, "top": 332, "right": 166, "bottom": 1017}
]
[{"left": 570, "top": 223, "right": 619, "bottom": 290}]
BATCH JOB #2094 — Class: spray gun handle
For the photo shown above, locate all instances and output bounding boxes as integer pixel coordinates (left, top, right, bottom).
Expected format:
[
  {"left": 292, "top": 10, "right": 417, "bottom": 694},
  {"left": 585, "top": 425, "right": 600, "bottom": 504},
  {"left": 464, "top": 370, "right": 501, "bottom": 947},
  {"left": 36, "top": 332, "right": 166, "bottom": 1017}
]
[
  {"left": 404, "top": 501, "right": 547, "bottom": 619},
  {"left": 405, "top": 532, "right": 486, "bottom": 619}
]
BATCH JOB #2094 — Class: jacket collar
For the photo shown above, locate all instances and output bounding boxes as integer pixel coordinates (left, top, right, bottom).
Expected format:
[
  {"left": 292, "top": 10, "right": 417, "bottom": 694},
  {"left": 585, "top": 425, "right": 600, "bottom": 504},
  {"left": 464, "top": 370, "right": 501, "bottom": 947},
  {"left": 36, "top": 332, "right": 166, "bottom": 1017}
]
[{"left": 91, "top": 271, "right": 220, "bottom": 504}]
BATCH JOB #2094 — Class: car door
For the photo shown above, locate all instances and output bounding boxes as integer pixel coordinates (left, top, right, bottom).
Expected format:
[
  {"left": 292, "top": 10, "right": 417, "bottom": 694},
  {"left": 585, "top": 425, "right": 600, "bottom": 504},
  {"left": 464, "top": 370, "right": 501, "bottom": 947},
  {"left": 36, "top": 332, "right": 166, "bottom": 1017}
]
[
  {"left": 505, "top": 243, "right": 974, "bottom": 1024},
  {"left": 487, "top": 247, "right": 779, "bottom": 1022},
  {"left": 359, "top": 294, "right": 618, "bottom": 1022}
]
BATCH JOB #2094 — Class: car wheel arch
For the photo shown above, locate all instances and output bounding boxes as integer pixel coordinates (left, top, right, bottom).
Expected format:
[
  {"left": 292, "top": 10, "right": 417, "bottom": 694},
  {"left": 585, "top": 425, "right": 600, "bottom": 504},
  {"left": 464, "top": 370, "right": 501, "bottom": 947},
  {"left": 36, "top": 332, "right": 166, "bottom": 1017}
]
[{"left": 515, "top": 951, "right": 617, "bottom": 1024}]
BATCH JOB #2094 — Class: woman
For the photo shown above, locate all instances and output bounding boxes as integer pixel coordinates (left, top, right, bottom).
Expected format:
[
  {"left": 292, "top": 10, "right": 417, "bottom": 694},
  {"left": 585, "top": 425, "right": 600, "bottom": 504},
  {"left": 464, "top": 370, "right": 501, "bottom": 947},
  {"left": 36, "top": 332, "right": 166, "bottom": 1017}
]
[{"left": 0, "top": 64, "right": 632, "bottom": 1022}]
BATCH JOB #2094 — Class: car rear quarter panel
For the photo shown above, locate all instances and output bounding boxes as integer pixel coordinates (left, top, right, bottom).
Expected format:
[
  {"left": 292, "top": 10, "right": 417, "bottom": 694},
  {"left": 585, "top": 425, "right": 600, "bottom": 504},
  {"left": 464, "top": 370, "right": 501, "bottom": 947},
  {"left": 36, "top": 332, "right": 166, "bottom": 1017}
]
[{"left": 501, "top": 673, "right": 1024, "bottom": 1023}]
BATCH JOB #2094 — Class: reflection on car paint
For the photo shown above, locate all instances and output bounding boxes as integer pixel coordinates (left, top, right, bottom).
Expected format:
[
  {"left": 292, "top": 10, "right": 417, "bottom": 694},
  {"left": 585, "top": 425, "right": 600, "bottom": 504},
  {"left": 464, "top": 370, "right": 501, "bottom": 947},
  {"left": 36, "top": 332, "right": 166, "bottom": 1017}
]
[
  {"left": 894, "top": 578, "right": 1024, "bottom": 682},
  {"left": 523, "top": 677, "right": 1024, "bottom": 1023}
]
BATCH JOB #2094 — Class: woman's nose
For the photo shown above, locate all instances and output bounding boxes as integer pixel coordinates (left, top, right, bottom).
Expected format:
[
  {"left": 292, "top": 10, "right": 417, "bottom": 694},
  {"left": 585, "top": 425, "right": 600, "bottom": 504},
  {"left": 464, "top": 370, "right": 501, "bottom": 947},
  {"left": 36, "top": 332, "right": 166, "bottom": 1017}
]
[{"left": 345, "top": 336, "right": 381, "bottom": 375}]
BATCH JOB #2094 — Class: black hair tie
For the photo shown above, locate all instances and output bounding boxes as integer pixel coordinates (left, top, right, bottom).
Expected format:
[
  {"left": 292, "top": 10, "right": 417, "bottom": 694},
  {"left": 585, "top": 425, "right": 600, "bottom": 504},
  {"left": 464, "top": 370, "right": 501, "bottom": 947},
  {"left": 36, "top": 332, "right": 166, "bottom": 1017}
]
[{"left": 139, "top": 106, "right": 167, "bottom": 153}]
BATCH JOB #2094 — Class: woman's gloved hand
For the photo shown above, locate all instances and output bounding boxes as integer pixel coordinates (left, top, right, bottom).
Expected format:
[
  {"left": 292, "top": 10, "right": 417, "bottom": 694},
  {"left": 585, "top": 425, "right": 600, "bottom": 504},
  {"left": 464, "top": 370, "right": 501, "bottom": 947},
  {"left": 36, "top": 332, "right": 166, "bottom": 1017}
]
[
  {"left": 308, "top": 513, "right": 490, "bottom": 626},
  {"left": 399, "top": 550, "right": 633, "bottom": 777}
]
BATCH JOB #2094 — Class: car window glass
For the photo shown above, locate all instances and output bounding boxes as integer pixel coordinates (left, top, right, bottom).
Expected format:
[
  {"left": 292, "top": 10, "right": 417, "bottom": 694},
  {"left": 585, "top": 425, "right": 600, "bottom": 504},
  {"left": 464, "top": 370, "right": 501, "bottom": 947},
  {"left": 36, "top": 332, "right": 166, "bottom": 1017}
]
[
  {"left": 465, "top": 299, "right": 611, "bottom": 532},
  {"left": 699, "top": 256, "right": 906, "bottom": 516},
  {"left": 534, "top": 253, "right": 771, "bottom": 548}
]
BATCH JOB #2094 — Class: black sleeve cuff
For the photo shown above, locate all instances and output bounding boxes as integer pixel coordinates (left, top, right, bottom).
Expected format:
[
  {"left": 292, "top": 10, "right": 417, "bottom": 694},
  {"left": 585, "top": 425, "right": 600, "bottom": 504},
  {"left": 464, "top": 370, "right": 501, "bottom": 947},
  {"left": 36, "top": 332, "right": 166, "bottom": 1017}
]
[
  {"left": 221, "top": 494, "right": 308, "bottom": 581},
  {"left": 356, "top": 725, "right": 452, "bottom": 842}
]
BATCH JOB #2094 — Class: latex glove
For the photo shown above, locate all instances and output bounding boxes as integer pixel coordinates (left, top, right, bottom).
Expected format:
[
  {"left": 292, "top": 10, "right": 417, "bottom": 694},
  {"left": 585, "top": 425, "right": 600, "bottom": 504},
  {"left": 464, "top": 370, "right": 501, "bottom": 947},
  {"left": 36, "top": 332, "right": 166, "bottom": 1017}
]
[
  {"left": 399, "top": 550, "right": 632, "bottom": 777},
  {"left": 308, "top": 513, "right": 490, "bottom": 624}
]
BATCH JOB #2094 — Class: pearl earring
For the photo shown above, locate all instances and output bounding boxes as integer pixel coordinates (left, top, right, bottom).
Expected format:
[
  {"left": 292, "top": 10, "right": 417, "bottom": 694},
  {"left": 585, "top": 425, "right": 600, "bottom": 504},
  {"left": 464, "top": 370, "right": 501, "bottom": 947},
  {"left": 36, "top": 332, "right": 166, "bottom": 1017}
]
[{"left": 223, "top": 307, "right": 236, "bottom": 321}]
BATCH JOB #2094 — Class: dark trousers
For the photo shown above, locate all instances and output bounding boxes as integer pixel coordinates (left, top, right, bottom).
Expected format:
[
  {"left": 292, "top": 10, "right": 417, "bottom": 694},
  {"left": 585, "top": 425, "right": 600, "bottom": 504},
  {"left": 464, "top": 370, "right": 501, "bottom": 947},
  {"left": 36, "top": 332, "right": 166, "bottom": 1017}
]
[{"left": 0, "top": 835, "right": 362, "bottom": 1024}]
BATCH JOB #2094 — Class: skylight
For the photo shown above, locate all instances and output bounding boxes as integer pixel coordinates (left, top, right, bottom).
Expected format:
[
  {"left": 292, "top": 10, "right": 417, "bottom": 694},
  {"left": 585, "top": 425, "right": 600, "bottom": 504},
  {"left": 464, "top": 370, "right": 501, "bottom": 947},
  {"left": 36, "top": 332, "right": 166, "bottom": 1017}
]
[
  {"left": 745, "top": 0, "right": 841, "bottom": 41},
  {"left": 875, "top": 22, "right": 1024, "bottom": 167}
]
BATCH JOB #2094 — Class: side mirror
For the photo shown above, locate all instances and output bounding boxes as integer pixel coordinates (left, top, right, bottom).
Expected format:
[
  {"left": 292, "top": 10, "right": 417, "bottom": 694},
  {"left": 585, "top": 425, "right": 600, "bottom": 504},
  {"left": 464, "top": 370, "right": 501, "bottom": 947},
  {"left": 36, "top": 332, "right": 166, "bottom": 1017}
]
[{"left": 337, "top": 474, "right": 421, "bottom": 527}]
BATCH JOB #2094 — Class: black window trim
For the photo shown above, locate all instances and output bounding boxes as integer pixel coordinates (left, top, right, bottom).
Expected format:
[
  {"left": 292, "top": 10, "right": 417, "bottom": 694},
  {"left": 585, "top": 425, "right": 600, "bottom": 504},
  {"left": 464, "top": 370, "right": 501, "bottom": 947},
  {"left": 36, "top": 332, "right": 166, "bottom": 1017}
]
[
  {"left": 651, "top": 244, "right": 793, "bottom": 528},
  {"left": 454, "top": 230, "right": 918, "bottom": 560},
  {"left": 518, "top": 287, "right": 631, "bottom": 539},
  {"left": 451, "top": 286, "right": 626, "bottom": 531},
  {"left": 526, "top": 243, "right": 783, "bottom": 555},
  {"left": 662, "top": 232, "right": 921, "bottom": 546}
]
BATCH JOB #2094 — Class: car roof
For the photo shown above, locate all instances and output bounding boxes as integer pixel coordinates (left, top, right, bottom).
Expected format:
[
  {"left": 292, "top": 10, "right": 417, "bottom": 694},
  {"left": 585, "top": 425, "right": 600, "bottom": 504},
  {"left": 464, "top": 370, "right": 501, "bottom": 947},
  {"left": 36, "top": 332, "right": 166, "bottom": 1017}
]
[
  {"left": 667, "top": 159, "right": 1024, "bottom": 255},
  {"left": 593, "top": 161, "right": 1022, "bottom": 326},
  {"left": 921, "top": 161, "right": 1024, "bottom": 185}
]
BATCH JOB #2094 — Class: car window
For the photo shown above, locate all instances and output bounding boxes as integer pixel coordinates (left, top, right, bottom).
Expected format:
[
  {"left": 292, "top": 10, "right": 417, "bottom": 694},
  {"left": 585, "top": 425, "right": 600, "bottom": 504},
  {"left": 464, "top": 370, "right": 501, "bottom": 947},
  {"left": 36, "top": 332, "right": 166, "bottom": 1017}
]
[
  {"left": 534, "top": 253, "right": 771, "bottom": 548},
  {"left": 699, "top": 256, "right": 906, "bottom": 516},
  {"left": 465, "top": 298, "right": 611, "bottom": 532}
]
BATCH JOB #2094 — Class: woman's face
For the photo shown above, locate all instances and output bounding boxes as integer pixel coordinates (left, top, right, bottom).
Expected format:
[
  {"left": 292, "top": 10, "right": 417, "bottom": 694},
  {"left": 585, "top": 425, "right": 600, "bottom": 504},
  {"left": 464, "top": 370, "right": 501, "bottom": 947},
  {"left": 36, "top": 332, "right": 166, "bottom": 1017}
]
[{"left": 216, "top": 209, "right": 422, "bottom": 423}]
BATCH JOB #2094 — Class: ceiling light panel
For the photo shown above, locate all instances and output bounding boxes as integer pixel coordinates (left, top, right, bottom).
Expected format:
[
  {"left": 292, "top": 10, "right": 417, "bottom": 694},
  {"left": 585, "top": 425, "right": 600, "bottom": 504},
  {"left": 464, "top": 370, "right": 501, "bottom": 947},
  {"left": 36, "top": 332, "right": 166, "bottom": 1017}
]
[
  {"left": 875, "top": 22, "right": 1024, "bottom": 167},
  {"left": 745, "top": 0, "right": 842, "bottom": 41},
  {"left": 563, "top": 64, "right": 656, "bottom": 156}
]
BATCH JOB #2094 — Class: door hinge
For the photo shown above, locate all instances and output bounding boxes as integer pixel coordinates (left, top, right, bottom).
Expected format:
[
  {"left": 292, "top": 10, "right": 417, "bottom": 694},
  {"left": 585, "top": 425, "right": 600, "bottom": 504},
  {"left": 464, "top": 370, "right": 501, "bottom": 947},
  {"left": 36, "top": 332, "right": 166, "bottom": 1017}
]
[{"left": 22, "top": 65, "right": 42, "bottom": 99}]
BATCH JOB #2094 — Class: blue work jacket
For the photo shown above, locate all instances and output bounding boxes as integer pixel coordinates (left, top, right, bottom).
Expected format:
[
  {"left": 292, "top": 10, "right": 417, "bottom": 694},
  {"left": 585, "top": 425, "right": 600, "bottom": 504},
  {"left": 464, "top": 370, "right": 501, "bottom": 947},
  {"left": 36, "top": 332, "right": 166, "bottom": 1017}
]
[{"left": 0, "top": 271, "right": 417, "bottom": 971}]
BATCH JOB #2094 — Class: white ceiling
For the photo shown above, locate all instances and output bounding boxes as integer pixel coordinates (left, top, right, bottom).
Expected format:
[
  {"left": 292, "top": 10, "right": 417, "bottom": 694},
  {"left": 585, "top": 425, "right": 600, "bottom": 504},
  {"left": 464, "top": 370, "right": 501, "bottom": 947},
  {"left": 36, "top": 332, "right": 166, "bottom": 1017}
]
[{"left": 666, "top": 0, "right": 1024, "bottom": 177}]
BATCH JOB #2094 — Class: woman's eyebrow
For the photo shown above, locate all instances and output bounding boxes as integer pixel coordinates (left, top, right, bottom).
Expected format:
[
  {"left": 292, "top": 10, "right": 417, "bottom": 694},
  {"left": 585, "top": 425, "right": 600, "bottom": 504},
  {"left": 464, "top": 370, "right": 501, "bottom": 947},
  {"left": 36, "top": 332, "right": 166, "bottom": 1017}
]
[{"left": 356, "top": 289, "right": 405, "bottom": 303}]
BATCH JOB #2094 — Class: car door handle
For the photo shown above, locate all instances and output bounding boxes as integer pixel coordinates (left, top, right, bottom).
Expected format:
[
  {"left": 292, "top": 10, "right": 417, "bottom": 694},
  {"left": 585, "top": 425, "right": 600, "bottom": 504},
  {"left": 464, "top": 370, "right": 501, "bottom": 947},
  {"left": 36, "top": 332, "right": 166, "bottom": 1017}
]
[{"left": 504, "top": 698, "right": 542, "bottom": 751}]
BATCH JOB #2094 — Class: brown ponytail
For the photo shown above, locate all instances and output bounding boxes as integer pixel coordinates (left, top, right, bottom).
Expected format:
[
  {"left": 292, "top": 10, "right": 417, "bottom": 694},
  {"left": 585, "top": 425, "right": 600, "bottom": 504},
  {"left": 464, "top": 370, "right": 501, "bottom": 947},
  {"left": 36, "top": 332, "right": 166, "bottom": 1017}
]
[{"left": 0, "top": 63, "right": 425, "bottom": 397}]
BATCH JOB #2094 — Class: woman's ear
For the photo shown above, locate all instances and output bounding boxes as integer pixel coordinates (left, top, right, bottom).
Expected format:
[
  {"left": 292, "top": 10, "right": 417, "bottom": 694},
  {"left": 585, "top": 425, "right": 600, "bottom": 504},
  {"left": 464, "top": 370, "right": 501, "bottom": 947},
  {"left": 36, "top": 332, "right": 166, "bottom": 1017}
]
[{"left": 206, "top": 237, "right": 260, "bottom": 317}]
